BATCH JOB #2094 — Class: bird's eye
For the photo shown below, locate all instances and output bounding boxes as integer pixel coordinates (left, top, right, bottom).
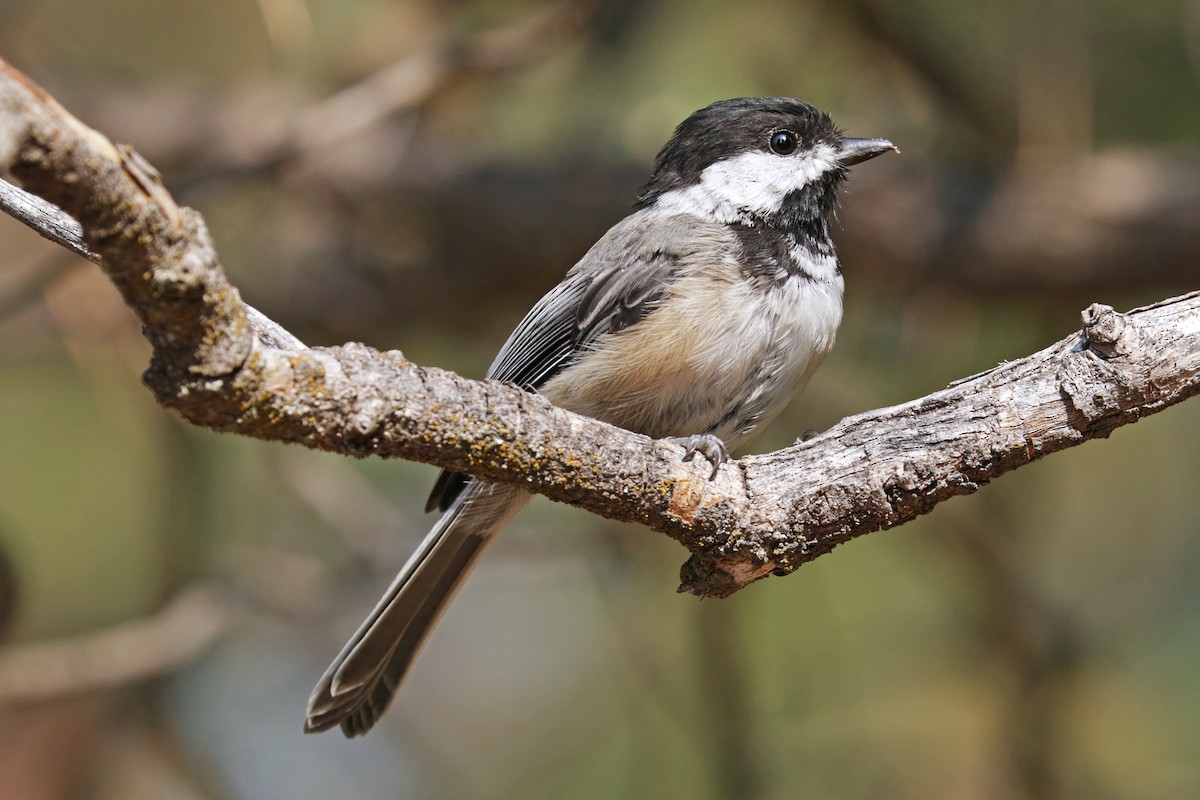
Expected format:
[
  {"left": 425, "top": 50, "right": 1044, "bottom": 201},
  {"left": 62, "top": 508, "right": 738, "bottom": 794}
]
[{"left": 769, "top": 130, "right": 798, "bottom": 155}]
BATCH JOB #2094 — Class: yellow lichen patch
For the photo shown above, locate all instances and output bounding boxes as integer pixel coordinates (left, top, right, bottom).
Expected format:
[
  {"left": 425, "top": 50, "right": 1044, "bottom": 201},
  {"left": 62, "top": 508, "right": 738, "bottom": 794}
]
[{"left": 666, "top": 477, "right": 704, "bottom": 524}]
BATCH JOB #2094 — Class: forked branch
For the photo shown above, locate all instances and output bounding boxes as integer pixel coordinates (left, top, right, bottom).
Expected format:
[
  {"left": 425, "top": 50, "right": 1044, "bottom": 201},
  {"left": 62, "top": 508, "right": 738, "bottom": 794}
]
[{"left": 2, "top": 57, "right": 1199, "bottom": 598}]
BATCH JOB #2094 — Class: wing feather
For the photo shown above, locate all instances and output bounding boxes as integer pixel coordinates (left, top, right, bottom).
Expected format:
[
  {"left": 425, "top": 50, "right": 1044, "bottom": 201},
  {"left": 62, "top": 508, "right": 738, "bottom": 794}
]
[{"left": 426, "top": 211, "right": 718, "bottom": 511}]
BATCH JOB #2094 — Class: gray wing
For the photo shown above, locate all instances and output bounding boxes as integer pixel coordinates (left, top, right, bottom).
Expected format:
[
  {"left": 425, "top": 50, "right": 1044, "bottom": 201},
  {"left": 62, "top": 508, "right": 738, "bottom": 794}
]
[
  {"left": 426, "top": 211, "right": 708, "bottom": 511},
  {"left": 484, "top": 273, "right": 593, "bottom": 388}
]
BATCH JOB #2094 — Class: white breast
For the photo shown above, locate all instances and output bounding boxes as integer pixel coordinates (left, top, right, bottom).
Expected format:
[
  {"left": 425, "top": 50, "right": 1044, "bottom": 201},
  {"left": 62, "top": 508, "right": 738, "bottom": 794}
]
[{"left": 541, "top": 255, "right": 843, "bottom": 449}]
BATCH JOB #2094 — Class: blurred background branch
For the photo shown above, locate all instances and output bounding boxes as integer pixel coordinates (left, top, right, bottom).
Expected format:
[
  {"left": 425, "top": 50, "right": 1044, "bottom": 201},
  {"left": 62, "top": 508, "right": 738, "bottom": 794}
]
[
  {"left": 179, "top": 0, "right": 605, "bottom": 189},
  {"left": 836, "top": 0, "right": 1015, "bottom": 154},
  {"left": 0, "top": 584, "right": 232, "bottom": 704}
]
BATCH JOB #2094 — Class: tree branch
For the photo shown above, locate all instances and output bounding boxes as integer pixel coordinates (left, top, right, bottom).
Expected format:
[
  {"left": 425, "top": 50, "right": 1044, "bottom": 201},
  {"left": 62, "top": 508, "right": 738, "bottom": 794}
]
[
  {"left": 0, "top": 585, "right": 231, "bottom": 702},
  {"left": 3, "top": 56, "right": 1199, "bottom": 599}
]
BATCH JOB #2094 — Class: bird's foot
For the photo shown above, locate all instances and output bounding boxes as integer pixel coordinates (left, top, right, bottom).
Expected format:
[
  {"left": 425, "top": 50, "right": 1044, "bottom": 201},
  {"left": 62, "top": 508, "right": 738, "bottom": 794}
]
[
  {"left": 795, "top": 428, "right": 819, "bottom": 444},
  {"left": 665, "top": 434, "right": 729, "bottom": 480}
]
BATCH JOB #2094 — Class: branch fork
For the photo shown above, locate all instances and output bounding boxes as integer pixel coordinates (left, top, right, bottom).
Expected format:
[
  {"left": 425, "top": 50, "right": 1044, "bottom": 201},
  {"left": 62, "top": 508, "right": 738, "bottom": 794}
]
[{"left": 3, "top": 56, "right": 1199, "bottom": 600}]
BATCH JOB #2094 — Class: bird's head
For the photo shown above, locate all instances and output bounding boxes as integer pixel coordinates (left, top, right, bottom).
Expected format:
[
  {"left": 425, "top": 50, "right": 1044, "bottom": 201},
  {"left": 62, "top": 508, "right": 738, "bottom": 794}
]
[{"left": 636, "top": 97, "right": 895, "bottom": 229}]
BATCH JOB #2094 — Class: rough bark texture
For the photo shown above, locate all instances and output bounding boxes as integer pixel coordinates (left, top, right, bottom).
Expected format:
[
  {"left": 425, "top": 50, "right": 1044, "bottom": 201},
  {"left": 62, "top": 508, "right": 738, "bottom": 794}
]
[{"left": 3, "top": 56, "right": 1199, "bottom": 598}]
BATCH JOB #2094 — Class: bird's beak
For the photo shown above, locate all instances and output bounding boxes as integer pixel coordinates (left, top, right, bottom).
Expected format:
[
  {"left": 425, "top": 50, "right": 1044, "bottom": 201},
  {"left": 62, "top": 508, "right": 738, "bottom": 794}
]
[{"left": 837, "top": 138, "right": 898, "bottom": 167}]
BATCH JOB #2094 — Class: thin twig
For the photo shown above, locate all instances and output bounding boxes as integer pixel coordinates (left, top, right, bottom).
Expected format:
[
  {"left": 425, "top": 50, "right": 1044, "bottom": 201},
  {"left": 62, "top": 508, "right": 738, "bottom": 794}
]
[
  {"left": 0, "top": 179, "right": 98, "bottom": 264},
  {"left": 0, "top": 178, "right": 303, "bottom": 349}
]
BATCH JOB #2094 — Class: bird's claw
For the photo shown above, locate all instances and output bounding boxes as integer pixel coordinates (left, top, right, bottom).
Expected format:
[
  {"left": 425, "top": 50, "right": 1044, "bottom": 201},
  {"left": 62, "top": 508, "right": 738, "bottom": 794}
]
[
  {"left": 795, "top": 428, "right": 819, "bottom": 444},
  {"left": 666, "top": 434, "right": 729, "bottom": 480}
]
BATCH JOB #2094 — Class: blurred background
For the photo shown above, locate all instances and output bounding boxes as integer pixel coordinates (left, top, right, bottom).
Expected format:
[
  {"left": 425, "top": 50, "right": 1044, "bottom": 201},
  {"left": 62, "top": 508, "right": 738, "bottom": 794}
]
[{"left": 2, "top": 0, "right": 1200, "bottom": 798}]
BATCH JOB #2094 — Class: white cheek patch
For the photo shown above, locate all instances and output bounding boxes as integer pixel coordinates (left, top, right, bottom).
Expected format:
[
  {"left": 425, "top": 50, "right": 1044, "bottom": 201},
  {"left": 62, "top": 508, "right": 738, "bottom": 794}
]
[{"left": 654, "top": 143, "right": 840, "bottom": 223}]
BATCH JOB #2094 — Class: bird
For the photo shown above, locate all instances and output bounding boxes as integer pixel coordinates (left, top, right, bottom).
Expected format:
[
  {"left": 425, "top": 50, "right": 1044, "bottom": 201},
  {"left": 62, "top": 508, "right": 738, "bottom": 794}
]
[{"left": 305, "top": 97, "right": 895, "bottom": 737}]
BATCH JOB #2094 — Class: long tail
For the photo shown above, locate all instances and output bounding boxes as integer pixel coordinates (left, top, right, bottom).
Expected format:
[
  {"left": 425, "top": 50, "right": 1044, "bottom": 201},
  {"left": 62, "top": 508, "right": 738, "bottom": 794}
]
[{"left": 304, "top": 481, "right": 530, "bottom": 737}]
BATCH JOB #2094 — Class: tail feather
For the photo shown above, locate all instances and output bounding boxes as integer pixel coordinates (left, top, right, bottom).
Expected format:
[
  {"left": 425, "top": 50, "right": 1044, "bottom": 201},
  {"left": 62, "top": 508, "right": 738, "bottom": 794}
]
[{"left": 305, "top": 481, "right": 529, "bottom": 737}]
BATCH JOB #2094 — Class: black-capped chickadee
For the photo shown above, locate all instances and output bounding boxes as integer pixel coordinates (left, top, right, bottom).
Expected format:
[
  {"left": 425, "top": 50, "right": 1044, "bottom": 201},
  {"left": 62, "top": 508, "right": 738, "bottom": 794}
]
[{"left": 305, "top": 97, "right": 895, "bottom": 737}]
